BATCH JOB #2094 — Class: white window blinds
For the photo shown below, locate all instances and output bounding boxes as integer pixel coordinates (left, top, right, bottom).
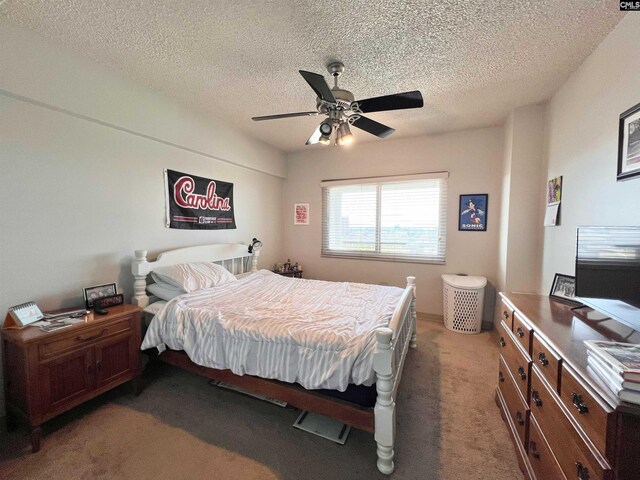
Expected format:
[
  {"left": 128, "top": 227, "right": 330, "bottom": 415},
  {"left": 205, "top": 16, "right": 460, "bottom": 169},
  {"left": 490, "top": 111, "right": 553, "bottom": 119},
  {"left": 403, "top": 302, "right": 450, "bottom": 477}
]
[{"left": 321, "top": 173, "right": 448, "bottom": 264}]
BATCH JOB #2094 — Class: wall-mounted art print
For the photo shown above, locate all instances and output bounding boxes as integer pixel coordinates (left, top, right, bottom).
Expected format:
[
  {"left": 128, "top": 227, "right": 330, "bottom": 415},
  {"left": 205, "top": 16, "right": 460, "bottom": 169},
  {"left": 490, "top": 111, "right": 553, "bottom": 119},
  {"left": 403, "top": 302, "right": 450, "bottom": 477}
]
[
  {"left": 617, "top": 101, "right": 640, "bottom": 181},
  {"left": 164, "top": 169, "right": 236, "bottom": 229},
  {"left": 544, "top": 175, "right": 562, "bottom": 227},
  {"left": 294, "top": 203, "right": 310, "bottom": 225},
  {"left": 458, "top": 194, "right": 487, "bottom": 231},
  {"left": 547, "top": 176, "right": 562, "bottom": 205}
]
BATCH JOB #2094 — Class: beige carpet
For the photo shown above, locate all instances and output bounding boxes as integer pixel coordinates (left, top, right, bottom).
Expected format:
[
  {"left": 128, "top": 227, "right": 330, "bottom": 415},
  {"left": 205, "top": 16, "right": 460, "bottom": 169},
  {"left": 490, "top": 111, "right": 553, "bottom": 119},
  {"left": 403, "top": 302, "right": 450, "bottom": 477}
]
[{"left": 0, "top": 318, "right": 523, "bottom": 479}]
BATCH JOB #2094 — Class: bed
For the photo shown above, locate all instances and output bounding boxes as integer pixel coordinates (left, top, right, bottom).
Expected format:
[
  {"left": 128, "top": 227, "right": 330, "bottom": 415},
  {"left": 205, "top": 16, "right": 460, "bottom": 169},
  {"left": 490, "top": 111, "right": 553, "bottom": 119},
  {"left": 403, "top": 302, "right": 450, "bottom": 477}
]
[{"left": 131, "top": 243, "right": 416, "bottom": 474}]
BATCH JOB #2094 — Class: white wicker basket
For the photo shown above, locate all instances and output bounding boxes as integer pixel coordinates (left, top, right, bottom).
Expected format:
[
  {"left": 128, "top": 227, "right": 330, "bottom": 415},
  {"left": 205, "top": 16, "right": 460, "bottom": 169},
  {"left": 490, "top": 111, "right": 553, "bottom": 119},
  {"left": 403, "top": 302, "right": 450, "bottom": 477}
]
[{"left": 442, "top": 274, "right": 487, "bottom": 334}]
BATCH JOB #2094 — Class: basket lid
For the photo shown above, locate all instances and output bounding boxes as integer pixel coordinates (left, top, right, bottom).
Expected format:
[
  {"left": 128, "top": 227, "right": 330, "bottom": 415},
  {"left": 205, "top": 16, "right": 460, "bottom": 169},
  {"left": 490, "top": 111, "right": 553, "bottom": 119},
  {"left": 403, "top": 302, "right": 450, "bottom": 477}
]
[{"left": 441, "top": 274, "right": 487, "bottom": 289}]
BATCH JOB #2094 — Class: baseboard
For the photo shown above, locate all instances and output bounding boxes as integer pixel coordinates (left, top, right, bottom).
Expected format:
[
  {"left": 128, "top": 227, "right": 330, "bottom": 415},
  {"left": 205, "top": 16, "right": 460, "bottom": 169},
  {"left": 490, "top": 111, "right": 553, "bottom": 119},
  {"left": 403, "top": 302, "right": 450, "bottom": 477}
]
[{"left": 417, "top": 312, "right": 443, "bottom": 323}]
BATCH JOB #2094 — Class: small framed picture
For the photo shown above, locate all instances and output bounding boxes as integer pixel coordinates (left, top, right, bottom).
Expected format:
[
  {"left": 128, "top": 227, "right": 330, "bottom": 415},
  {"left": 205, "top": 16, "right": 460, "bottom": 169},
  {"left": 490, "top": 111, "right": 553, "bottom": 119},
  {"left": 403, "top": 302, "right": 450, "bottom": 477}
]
[
  {"left": 547, "top": 176, "right": 562, "bottom": 205},
  {"left": 617, "top": 101, "right": 640, "bottom": 181},
  {"left": 83, "top": 283, "right": 117, "bottom": 309},
  {"left": 294, "top": 203, "right": 310, "bottom": 225},
  {"left": 549, "top": 274, "right": 580, "bottom": 305},
  {"left": 459, "top": 194, "right": 488, "bottom": 231}
]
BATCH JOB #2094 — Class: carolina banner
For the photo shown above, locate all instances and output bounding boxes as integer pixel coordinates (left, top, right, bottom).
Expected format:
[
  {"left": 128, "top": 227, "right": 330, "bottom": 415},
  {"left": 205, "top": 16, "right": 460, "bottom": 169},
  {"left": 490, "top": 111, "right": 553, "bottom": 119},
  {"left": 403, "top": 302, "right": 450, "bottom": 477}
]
[{"left": 164, "top": 169, "right": 236, "bottom": 230}]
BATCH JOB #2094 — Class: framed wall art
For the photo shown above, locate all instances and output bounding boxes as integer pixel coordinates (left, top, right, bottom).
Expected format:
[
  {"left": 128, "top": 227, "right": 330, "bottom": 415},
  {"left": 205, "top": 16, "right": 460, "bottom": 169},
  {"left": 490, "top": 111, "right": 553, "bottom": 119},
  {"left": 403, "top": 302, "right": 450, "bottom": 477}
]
[
  {"left": 617, "top": 101, "right": 640, "bottom": 181},
  {"left": 458, "top": 194, "right": 488, "bottom": 231},
  {"left": 294, "top": 203, "right": 310, "bottom": 225}
]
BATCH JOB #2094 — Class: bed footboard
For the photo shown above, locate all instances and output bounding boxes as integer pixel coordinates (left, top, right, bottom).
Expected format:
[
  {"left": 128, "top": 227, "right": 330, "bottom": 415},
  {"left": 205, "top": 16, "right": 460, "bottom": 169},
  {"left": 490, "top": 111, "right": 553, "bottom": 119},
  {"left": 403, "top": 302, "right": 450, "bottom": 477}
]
[{"left": 373, "top": 276, "right": 416, "bottom": 474}]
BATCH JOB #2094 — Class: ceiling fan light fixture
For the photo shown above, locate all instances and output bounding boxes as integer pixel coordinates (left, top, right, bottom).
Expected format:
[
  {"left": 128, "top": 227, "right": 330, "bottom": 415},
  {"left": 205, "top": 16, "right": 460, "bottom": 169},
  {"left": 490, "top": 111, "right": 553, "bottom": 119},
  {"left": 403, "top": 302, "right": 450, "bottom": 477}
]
[
  {"left": 336, "top": 122, "right": 353, "bottom": 146},
  {"left": 318, "top": 135, "right": 331, "bottom": 145},
  {"left": 318, "top": 121, "right": 332, "bottom": 145}
]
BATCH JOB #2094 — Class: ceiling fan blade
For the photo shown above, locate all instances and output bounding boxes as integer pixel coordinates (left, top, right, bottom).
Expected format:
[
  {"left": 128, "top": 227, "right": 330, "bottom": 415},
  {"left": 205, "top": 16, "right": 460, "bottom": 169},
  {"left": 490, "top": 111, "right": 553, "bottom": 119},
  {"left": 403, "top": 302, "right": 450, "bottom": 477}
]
[
  {"left": 299, "top": 70, "right": 336, "bottom": 104},
  {"left": 356, "top": 90, "right": 424, "bottom": 113},
  {"left": 252, "top": 111, "right": 319, "bottom": 121},
  {"left": 351, "top": 116, "right": 395, "bottom": 138},
  {"left": 306, "top": 125, "right": 322, "bottom": 145}
]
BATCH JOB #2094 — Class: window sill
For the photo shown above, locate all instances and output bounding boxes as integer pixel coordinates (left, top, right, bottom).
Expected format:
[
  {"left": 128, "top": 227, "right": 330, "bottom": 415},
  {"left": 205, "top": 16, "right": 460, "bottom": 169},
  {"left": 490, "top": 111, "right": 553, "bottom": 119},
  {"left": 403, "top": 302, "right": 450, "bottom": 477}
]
[{"left": 321, "top": 253, "right": 445, "bottom": 265}]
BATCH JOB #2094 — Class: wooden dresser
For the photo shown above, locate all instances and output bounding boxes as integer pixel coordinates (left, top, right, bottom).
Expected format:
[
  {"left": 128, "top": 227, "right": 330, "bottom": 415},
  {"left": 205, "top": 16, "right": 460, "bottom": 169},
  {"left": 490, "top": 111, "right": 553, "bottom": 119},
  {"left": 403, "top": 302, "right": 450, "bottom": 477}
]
[
  {"left": 496, "top": 293, "right": 640, "bottom": 480},
  {"left": 2, "top": 304, "right": 142, "bottom": 452}
]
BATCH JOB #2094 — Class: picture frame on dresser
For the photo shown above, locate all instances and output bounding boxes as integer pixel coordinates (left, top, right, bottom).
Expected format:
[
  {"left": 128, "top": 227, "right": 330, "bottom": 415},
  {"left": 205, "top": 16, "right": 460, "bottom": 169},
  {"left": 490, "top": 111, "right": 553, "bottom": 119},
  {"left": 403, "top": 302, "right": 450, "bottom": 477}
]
[
  {"left": 617, "top": 101, "right": 640, "bottom": 181},
  {"left": 549, "top": 273, "right": 581, "bottom": 306}
]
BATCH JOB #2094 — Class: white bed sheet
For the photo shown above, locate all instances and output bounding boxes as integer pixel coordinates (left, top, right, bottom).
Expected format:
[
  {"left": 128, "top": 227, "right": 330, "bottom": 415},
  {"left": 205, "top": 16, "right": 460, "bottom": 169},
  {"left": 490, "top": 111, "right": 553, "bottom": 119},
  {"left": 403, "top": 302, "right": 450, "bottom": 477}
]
[{"left": 141, "top": 270, "right": 404, "bottom": 391}]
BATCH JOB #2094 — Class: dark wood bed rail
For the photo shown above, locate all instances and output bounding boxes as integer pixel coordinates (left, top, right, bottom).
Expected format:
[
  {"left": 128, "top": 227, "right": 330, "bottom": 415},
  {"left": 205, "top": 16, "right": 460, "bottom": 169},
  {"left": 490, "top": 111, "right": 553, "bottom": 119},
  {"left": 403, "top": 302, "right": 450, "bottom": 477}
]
[{"left": 159, "top": 349, "right": 375, "bottom": 432}]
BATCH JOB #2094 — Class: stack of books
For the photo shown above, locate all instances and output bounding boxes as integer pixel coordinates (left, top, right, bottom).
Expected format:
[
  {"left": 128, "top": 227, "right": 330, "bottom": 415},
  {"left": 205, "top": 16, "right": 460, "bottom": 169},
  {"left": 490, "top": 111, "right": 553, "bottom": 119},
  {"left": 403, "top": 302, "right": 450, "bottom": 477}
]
[{"left": 584, "top": 340, "right": 640, "bottom": 405}]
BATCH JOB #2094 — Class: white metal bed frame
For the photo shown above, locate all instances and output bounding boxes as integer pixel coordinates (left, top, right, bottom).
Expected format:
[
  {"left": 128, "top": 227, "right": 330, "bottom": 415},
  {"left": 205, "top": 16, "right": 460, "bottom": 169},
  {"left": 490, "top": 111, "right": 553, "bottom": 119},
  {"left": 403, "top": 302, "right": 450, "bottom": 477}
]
[{"left": 131, "top": 243, "right": 416, "bottom": 474}]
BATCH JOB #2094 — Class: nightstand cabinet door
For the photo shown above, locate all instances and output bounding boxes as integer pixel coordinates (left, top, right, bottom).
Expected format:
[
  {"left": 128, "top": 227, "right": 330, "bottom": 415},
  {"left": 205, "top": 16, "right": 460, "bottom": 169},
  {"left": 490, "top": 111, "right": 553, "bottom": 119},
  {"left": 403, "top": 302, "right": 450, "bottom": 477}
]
[
  {"left": 95, "top": 333, "right": 136, "bottom": 389},
  {"left": 38, "top": 347, "right": 95, "bottom": 414}
]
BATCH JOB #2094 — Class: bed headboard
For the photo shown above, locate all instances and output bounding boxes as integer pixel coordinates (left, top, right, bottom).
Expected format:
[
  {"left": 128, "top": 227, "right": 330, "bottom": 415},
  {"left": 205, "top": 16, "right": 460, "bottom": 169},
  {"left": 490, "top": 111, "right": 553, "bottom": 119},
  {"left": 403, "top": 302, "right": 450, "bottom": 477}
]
[{"left": 131, "top": 243, "right": 258, "bottom": 308}]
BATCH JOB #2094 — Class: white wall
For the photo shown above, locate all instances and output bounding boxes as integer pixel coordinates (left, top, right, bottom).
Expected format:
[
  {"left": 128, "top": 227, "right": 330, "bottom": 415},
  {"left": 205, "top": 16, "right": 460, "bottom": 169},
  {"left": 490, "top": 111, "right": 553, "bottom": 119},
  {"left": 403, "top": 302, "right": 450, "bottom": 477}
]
[
  {"left": 0, "top": 21, "right": 286, "bottom": 416},
  {"left": 499, "top": 104, "right": 546, "bottom": 295},
  {"left": 540, "top": 14, "right": 640, "bottom": 293},
  {"left": 284, "top": 127, "right": 505, "bottom": 319}
]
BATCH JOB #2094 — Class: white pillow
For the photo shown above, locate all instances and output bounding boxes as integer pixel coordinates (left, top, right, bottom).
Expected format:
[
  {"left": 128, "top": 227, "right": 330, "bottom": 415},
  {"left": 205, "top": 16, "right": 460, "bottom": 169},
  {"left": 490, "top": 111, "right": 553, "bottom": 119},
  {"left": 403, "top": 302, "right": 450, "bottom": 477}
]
[
  {"left": 150, "top": 262, "right": 237, "bottom": 292},
  {"left": 143, "top": 301, "right": 167, "bottom": 315},
  {"left": 147, "top": 282, "right": 186, "bottom": 301}
]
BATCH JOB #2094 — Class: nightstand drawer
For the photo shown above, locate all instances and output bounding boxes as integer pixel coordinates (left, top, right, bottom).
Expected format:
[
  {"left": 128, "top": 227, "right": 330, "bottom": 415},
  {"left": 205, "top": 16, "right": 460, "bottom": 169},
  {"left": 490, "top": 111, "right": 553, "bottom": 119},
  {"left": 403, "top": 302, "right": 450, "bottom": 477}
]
[
  {"left": 559, "top": 365, "right": 614, "bottom": 457},
  {"left": 530, "top": 367, "right": 610, "bottom": 480},
  {"left": 39, "top": 318, "right": 132, "bottom": 360}
]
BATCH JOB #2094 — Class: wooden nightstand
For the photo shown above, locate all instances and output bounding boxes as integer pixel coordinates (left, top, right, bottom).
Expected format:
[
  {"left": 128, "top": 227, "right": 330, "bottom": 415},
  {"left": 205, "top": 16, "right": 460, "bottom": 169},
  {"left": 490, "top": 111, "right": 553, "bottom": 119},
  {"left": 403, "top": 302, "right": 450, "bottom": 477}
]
[
  {"left": 273, "top": 270, "right": 303, "bottom": 279},
  {"left": 2, "top": 304, "right": 142, "bottom": 452}
]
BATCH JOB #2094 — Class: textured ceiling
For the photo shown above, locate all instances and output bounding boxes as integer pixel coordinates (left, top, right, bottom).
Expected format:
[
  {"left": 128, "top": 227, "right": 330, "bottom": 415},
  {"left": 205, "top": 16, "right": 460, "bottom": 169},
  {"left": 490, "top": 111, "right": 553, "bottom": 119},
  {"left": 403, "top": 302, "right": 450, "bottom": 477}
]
[{"left": 0, "top": 1, "right": 624, "bottom": 153}]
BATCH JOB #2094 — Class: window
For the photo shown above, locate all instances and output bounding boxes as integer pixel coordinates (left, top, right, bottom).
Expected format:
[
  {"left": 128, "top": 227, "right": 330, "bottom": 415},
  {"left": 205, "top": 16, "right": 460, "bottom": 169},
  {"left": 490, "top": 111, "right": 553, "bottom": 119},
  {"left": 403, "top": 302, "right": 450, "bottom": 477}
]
[{"left": 321, "top": 172, "right": 448, "bottom": 264}]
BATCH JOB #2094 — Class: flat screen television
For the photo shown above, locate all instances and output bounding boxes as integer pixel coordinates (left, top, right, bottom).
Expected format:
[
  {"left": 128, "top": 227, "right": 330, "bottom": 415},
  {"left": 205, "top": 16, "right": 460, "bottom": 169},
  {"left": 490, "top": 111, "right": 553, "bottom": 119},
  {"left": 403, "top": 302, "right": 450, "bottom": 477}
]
[{"left": 575, "top": 226, "right": 640, "bottom": 330}]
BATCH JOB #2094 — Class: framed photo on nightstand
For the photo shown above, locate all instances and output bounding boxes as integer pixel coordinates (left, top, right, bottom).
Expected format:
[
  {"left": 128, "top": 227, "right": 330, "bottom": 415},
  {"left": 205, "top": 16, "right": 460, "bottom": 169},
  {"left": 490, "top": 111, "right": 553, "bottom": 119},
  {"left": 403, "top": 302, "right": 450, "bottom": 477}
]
[{"left": 83, "top": 283, "right": 117, "bottom": 309}]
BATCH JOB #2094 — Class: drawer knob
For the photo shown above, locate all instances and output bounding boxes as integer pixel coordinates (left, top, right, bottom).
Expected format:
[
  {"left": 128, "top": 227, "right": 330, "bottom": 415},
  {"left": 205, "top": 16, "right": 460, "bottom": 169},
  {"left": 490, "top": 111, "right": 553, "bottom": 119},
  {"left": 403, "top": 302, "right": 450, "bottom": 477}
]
[
  {"left": 532, "top": 390, "right": 543, "bottom": 407},
  {"left": 498, "top": 372, "right": 505, "bottom": 383},
  {"left": 571, "top": 392, "right": 589, "bottom": 414},
  {"left": 503, "top": 311, "right": 509, "bottom": 319},
  {"left": 576, "top": 461, "right": 590, "bottom": 480},
  {"left": 516, "top": 327, "right": 525, "bottom": 338},
  {"left": 499, "top": 337, "right": 506, "bottom": 348},
  {"left": 518, "top": 366, "right": 527, "bottom": 381},
  {"left": 537, "top": 352, "right": 549, "bottom": 366},
  {"left": 529, "top": 440, "right": 540, "bottom": 459},
  {"left": 515, "top": 411, "right": 525, "bottom": 426}
]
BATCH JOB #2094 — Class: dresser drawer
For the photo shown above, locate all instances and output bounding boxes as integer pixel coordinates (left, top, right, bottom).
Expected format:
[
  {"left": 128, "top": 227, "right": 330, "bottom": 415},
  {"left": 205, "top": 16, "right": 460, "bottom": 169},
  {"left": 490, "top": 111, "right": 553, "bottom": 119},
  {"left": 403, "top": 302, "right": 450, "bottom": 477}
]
[
  {"left": 532, "top": 334, "right": 562, "bottom": 392},
  {"left": 498, "top": 356, "right": 529, "bottom": 447},
  {"left": 498, "top": 298, "right": 514, "bottom": 328},
  {"left": 559, "top": 365, "right": 614, "bottom": 458},
  {"left": 530, "top": 367, "right": 611, "bottom": 480},
  {"left": 499, "top": 321, "right": 530, "bottom": 402},
  {"left": 513, "top": 313, "right": 533, "bottom": 357},
  {"left": 39, "top": 318, "right": 132, "bottom": 360},
  {"left": 527, "top": 414, "right": 565, "bottom": 480}
]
